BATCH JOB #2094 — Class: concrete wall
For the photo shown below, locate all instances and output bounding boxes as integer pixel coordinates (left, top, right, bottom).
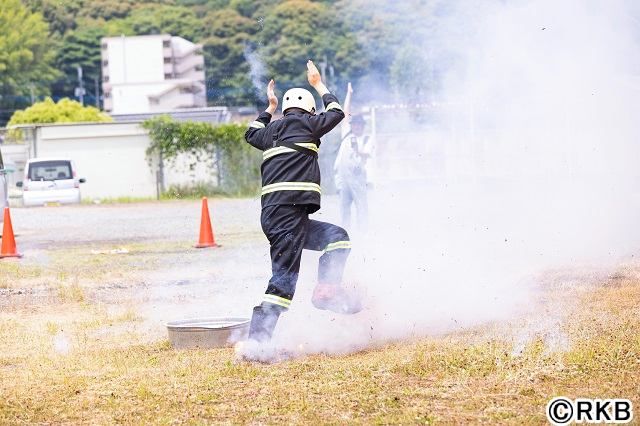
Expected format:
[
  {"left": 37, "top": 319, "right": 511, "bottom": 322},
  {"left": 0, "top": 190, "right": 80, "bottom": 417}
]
[
  {"left": 34, "top": 122, "right": 159, "bottom": 199},
  {"left": 2, "top": 121, "right": 222, "bottom": 200},
  {"left": 0, "top": 144, "right": 30, "bottom": 191}
]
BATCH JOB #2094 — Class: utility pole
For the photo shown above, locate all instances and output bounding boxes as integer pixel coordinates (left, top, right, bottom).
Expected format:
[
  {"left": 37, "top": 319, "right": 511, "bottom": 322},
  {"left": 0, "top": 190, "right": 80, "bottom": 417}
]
[
  {"left": 74, "top": 65, "right": 86, "bottom": 105},
  {"left": 328, "top": 62, "right": 335, "bottom": 93},
  {"left": 319, "top": 57, "right": 327, "bottom": 87},
  {"left": 318, "top": 56, "right": 335, "bottom": 93},
  {"left": 94, "top": 75, "right": 100, "bottom": 108},
  {"left": 121, "top": 34, "right": 127, "bottom": 83}
]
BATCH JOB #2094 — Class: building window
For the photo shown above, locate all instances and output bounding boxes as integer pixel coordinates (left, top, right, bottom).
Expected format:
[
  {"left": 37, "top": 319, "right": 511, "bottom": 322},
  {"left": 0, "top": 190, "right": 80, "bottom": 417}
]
[
  {"left": 195, "top": 49, "right": 204, "bottom": 55},
  {"left": 164, "top": 74, "right": 172, "bottom": 80},
  {"left": 103, "top": 76, "right": 109, "bottom": 83},
  {"left": 101, "top": 43, "right": 107, "bottom": 50},
  {"left": 102, "top": 60, "right": 108, "bottom": 67},
  {"left": 195, "top": 65, "right": 204, "bottom": 72},
  {"left": 179, "top": 87, "right": 192, "bottom": 94},
  {"left": 104, "top": 92, "right": 111, "bottom": 99},
  {"left": 163, "top": 40, "right": 171, "bottom": 48},
  {"left": 164, "top": 57, "right": 172, "bottom": 64}
]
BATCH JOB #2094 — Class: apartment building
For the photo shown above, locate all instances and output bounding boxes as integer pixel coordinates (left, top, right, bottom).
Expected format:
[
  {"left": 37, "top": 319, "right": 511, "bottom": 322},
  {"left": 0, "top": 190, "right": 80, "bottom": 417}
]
[{"left": 101, "top": 34, "right": 206, "bottom": 114}]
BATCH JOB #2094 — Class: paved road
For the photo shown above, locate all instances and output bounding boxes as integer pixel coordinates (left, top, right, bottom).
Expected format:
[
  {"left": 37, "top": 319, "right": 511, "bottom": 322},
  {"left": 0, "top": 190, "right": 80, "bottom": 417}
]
[{"left": 9, "top": 198, "right": 262, "bottom": 248}]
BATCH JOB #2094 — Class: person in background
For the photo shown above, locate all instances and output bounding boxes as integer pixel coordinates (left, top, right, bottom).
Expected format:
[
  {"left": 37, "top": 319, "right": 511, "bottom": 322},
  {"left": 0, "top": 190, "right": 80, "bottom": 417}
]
[
  {"left": 334, "top": 82, "right": 373, "bottom": 231},
  {"left": 239, "top": 61, "right": 363, "bottom": 361}
]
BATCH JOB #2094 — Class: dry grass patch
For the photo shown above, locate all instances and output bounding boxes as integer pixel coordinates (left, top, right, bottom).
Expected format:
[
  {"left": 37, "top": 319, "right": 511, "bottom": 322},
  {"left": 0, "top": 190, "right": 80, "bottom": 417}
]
[
  {"left": 0, "top": 262, "right": 43, "bottom": 288},
  {"left": 1, "top": 266, "right": 639, "bottom": 424},
  {"left": 0, "top": 242, "right": 174, "bottom": 295}
]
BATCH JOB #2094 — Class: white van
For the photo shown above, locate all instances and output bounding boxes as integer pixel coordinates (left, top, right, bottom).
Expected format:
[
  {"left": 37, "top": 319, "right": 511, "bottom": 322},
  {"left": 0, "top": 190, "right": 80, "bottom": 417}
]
[{"left": 17, "top": 158, "right": 86, "bottom": 207}]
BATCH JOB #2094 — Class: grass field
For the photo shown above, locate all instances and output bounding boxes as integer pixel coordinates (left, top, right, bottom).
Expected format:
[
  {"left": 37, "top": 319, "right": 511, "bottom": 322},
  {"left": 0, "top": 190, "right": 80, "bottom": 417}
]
[{"left": 1, "top": 243, "right": 638, "bottom": 425}]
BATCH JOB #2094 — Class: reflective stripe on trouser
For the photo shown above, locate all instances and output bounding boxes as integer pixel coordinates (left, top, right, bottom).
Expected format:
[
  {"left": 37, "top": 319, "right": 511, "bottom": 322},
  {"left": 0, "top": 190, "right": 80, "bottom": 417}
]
[
  {"left": 261, "top": 181, "right": 321, "bottom": 196},
  {"left": 259, "top": 204, "right": 351, "bottom": 309}
]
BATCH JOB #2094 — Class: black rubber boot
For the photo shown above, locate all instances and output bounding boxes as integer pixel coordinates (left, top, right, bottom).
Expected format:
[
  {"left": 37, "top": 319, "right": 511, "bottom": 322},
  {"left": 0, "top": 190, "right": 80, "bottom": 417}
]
[{"left": 248, "top": 304, "right": 282, "bottom": 343}]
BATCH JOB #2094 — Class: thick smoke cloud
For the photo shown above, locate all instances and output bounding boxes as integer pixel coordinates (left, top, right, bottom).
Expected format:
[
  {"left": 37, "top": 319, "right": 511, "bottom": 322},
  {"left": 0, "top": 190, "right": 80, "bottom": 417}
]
[{"left": 266, "top": 0, "right": 640, "bottom": 357}]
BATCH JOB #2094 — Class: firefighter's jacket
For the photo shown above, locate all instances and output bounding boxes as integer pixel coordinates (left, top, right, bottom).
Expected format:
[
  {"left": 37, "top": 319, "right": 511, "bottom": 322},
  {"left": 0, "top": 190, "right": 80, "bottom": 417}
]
[{"left": 245, "top": 93, "right": 344, "bottom": 213}]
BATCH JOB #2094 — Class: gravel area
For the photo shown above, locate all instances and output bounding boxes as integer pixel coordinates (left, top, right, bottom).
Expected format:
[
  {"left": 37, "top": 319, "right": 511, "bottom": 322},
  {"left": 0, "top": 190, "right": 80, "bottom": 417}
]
[
  {"left": 1, "top": 197, "right": 348, "bottom": 340},
  {"left": 7, "top": 198, "right": 263, "bottom": 248}
]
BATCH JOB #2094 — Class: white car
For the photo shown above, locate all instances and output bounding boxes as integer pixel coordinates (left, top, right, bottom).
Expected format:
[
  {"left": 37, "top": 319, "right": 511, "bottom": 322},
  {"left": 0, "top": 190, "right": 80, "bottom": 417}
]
[{"left": 17, "top": 158, "right": 86, "bottom": 207}]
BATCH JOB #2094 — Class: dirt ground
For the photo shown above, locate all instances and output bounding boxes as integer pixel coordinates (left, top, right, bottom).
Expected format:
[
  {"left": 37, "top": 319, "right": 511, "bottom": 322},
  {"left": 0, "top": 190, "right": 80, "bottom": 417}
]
[
  {"left": 1, "top": 198, "right": 639, "bottom": 424},
  {"left": 1, "top": 198, "right": 276, "bottom": 324}
]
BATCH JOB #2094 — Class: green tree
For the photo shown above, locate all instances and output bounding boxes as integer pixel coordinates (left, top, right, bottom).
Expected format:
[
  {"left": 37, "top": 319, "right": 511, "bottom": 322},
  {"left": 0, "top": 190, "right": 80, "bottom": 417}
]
[
  {"left": 230, "top": 0, "right": 275, "bottom": 18},
  {"left": 336, "top": 0, "right": 444, "bottom": 102},
  {"left": 143, "top": 116, "right": 260, "bottom": 195},
  {"left": 176, "top": 0, "right": 230, "bottom": 9},
  {"left": 8, "top": 98, "right": 112, "bottom": 126},
  {"left": 107, "top": 5, "right": 204, "bottom": 41},
  {"left": 23, "top": 0, "right": 84, "bottom": 35},
  {"left": 0, "top": 0, "right": 59, "bottom": 125},
  {"left": 20, "top": 0, "right": 446, "bottom": 110},
  {"left": 389, "top": 45, "right": 431, "bottom": 102},
  {"left": 52, "top": 21, "right": 108, "bottom": 106},
  {"left": 77, "top": 0, "right": 135, "bottom": 20},
  {"left": 258, "top": 0, "right": 368, "bottom": 95},
  {"left": 201, "top": 8, "right": 261, "bottom": 104},
  {"left": 25, "top": 0, "right": 177, "bottom": 29}
]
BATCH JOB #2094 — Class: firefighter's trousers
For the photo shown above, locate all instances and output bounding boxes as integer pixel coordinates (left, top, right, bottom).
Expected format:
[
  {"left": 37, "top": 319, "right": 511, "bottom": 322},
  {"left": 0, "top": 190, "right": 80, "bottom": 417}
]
[{"left": 248, "top": 204, "right": 351, "bottom": 341}]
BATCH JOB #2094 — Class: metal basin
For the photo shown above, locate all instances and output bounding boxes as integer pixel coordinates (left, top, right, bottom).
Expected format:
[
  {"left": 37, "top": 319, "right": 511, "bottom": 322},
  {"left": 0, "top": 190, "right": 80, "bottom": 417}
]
[{"left": 166, "top": 317, "right": 249, "bottom": 349}]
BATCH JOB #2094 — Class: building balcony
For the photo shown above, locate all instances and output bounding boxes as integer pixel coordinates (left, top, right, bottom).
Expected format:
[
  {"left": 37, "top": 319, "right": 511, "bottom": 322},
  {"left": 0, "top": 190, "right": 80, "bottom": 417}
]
[
  {"left": 148, "top": 82, "right": 206, "bottom": 111},
  {"left": 173, "top": 54, "right": 204, "bottom": 76},
  {"left": 163, "top": 63, "right": 174, "bottom": 77},
  {"left": 172, "top": 43, "right": 203, "bottom": 59}
]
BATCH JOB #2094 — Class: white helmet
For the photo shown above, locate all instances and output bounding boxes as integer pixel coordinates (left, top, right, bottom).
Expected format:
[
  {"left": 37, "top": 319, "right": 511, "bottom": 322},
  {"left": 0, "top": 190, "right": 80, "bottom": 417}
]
[{"left": 282, "top": 88, "right": 316, "bottom": 114}]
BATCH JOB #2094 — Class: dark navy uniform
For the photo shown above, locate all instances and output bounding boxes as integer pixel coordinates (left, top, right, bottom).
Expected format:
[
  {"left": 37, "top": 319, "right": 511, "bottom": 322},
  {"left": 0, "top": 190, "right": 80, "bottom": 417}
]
[{"left": 245, "top": 93, "right": 350, "bottom": 341}]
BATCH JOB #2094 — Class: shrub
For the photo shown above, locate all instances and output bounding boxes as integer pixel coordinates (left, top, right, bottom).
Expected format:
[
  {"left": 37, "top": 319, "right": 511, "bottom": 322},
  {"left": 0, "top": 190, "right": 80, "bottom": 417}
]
[
  {"left": 142, "top": 116, "right": 261, "bottom": 197},
  {"left": 8, "top": 97, "right": 112, "bottom": 126}
]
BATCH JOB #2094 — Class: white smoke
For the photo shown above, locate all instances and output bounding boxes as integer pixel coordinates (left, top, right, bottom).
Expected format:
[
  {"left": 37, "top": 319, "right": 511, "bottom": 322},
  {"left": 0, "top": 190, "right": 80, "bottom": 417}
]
[
  {"left": 243, "top": 0, "right": 640, "bottom": 359},
  {"left": 244, "top": 46, "right": 267, "bottom": 97}
]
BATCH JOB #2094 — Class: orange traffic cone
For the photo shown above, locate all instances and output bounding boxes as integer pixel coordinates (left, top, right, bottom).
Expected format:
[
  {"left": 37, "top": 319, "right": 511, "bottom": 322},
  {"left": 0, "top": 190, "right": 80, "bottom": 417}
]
[
  {"left": 0, "top": 207, "right": 22, "bottom": 258},
  {"left": 195, "top": 197, "right": 219, "bottom": 248}
]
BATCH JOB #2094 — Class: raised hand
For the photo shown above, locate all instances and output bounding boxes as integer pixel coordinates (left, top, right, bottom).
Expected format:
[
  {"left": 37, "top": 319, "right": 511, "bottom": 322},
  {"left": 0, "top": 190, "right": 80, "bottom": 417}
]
[
  {"left": 306, "top": 60, "right": 322, "bottom": 88},
  {"left": 307, "top": 60, "right": 328, "bottom": 96},
  {"left": 267, "top": 79, "right": 277, "bottom": 109},
  {"left": 266, "top": 79, "right": 277, "bottom": 114}
]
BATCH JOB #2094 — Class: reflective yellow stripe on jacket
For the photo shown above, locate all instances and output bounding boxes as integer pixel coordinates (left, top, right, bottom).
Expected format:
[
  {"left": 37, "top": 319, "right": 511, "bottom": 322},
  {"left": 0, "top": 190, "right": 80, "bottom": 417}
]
[
  {"left": 325, "top": 102, "right": 343, "bottom": 111},
  {"left": 263, "top": 294, "right": 292, "bottom": 309},
  {"left": 262, "top": 143, "right": 318, "bottom": 161},
  {"left": 324, "top": 240, "right": 352, "bottom": 252},
  {"left": 261, "top": 182, "right": 321, "bottom": 196}
]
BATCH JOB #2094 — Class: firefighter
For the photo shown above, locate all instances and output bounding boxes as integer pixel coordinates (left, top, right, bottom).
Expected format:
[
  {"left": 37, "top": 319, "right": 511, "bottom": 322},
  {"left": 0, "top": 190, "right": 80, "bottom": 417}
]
[
  {"left": 334, "top": 83, "right": 373, "bottom": 231},
  {"left": 243, "top": 60, "right": 362, "bottom": 346}
]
